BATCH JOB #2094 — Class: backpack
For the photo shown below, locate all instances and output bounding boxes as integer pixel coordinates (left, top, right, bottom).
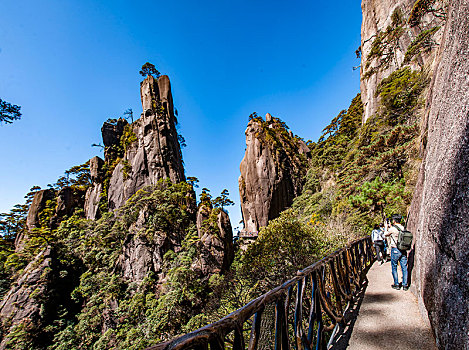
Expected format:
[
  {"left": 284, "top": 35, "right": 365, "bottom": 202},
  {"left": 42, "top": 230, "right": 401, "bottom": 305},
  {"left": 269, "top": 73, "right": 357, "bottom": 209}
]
[{"left": 393, "top": 225, "right": 413, "bottom": 251}]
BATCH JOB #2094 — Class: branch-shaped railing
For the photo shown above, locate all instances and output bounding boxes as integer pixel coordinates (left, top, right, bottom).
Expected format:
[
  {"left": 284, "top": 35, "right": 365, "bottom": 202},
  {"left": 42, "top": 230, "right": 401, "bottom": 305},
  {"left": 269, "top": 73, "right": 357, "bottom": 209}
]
[{"left": 148, "top": 237, "right": 374, "bottom": 350}]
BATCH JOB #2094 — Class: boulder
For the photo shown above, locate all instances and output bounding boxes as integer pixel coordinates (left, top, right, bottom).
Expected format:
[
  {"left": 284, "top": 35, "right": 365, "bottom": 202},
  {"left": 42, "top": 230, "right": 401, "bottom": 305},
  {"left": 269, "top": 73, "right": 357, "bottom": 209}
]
[
  {"left": 25, "top": 189, "right": 55, "bottom": 232},
  {"left": 89, "top": 156, "right": 104, "bottom": 182}
]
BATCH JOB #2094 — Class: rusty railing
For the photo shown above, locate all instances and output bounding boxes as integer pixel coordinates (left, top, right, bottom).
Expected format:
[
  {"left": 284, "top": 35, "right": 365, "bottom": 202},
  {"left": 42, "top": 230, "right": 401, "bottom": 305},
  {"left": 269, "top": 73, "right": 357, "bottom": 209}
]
[{"left": 148, "top": 236, "right": 374, "bottom": 350}]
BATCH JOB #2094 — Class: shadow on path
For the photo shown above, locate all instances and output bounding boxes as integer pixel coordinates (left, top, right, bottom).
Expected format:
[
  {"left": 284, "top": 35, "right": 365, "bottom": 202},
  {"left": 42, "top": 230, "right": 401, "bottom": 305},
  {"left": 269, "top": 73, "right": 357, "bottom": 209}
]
[{"left": 328, "top": 279, "right": 368, "bottom": 350}]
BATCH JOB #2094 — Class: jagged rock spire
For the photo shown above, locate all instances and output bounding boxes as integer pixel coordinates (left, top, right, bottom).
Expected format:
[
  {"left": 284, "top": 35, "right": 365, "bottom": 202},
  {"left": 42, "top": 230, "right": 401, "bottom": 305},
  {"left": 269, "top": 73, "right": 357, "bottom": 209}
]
[
  {"left": 107, "top": 75, "right": 185, "bottom": 210},
  {"left": 239, "top": 114, "right": 310, "bottom": 234}
]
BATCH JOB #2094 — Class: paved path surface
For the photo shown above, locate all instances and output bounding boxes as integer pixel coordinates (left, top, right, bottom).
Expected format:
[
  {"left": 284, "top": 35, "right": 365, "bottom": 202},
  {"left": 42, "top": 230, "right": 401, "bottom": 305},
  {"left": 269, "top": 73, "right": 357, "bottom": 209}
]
[{"left": 347, "top": 261, "right": 437, "bottom": 350}]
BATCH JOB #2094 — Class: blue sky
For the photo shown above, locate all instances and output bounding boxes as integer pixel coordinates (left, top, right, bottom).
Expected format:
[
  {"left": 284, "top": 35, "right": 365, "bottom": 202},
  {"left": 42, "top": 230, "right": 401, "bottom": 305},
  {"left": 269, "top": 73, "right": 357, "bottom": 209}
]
[{"left": 0, "top": 0, "right": 362, "bottom": 230}]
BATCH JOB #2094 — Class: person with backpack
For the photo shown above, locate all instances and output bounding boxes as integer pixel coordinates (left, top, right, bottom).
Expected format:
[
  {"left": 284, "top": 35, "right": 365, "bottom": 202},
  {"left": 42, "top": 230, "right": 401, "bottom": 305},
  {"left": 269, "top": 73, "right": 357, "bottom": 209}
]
[
  {"left": 384, "top": 214, "right": 412, "bottom": 291},
  {"left": 371, "top": 224, "right": 386, "bottom": 264}
]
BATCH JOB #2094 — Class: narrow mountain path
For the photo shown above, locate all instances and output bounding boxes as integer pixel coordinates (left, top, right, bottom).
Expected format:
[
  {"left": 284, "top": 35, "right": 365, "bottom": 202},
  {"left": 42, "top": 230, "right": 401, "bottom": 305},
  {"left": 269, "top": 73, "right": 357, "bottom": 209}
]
[{"left": 347, "top": 261, "right": 437, "bottom": 350}]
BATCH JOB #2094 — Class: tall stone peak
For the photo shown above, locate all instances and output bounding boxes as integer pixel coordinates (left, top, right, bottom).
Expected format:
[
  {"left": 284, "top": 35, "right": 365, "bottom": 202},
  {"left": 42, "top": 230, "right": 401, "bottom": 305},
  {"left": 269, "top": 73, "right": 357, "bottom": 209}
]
[
  {"left": 104, "top": 75, "right": 185, "bottom": 211},
  {"left": 239, "top": 114, "right": 310, "bottom": 234}
]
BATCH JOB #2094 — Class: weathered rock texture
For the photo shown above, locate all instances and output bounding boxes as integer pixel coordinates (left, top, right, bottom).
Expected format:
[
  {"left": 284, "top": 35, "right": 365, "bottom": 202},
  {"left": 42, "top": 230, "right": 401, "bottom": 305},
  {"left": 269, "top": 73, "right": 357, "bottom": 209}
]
[
  {"left": 84, "top": 156, "right": 104, "bottom": 220},
  {"left": 108, "top": 75, "right": 185, "bottom": 210},
  {"left": 196, "top": 204, "right": 234, "bottom": 275},
  {"left": 116, "top": 209, "right": 176, "bottom": 284},
  {"left": 239, "top": 115, "right": 310, "bottom": 233},
  {"left": 50, "top": 186, "right": 84, "bottom": 228},
  {"left": 360, "top": 0, "right": 447, "bottom": 122},
  {"left": 0, "top": 247, "right": 80, "bottom": 350},
  {"left": 14, "top": 189, "right": 55, "bottom": 252},
  {"left": 407, "top": 1, "right": 469, "bottom": 348},
  {"left": 0, "top": 249, "right": 52, "bottom": 349},
  {"left": 25, "top": 189, "right": 55, "bottom": 232},
  {"left": 115, "top": 185, "right": 198, "bottom": 285},
  {"left": 102, "top": 118, "right": 128, "bottom": 161}
]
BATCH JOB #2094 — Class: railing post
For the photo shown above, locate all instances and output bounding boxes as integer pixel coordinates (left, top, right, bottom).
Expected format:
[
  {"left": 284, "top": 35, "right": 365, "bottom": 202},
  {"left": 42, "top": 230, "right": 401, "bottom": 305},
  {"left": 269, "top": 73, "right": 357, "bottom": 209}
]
[
  {"left": 294, "top": 277, "right": 306, "bottom": 350},
  {"left": 233, "top": 323, "right": 245, "bottom": 350},
  {"left": 209, "top": 333, "right": 225, "bottom": 350},
  {"left": 248, "top": 307, "right": 264, "bottom": 350},
  {"left": 275, "top": 296, "right": 289, "bottom": 350}
]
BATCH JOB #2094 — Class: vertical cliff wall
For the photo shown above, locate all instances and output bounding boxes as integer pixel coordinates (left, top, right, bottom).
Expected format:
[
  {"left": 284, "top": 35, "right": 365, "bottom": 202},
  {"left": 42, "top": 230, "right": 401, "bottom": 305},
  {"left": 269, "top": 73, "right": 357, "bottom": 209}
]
[
  {"left": 407, "top": 0, "right": 469, "bottom": 347},
  {"left": 360, "top": 0, "right": 447, "bottom": 122},
  {"left": 239, "top": 114, "right": 310, "bottom": 234}
]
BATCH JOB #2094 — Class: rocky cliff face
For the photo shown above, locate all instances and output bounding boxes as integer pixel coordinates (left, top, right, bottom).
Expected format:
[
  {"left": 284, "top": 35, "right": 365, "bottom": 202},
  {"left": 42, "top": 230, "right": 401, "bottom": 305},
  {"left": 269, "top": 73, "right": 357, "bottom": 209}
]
[
  {"left": 0, "top": 249, "right": 52, "bottom": 349},
  {"left": 360, "top": 0, "right": 447, "bottom": 122},
  {"left": 50, "top": 186, "right": 84, "bottom": 229},
  {"left": 14, "top": 189, "right": 55, "bottom": 252},
  {"left": 107, "top": 75, "right": 185, "bottom": 210},
  {"left": 407, "top": 0, "right": 469, "bottom": 347},
  {"left": 195, "top": 204, "right": 234, "bottom": 275},
  {"left": 0, "top": 73, "right": 237, "bottom": 347},
  {"left": 84, "top": 156, "right": 104, "bottom": 220},
  {"left": 0, "top": 247, "right": 81, "bottom": 349},
  {"left": 239, "top": 114, "right": 310, "bottom": 234}
]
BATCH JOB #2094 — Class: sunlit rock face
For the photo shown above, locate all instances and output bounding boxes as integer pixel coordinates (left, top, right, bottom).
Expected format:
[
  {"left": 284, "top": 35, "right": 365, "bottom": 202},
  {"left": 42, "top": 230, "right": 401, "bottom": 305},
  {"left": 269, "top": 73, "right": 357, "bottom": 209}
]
[
  {"left": 360, "top": 0, "right": 446, "bottom": 123},
  {"left": 107, "top": 75, "right": 185, "bottom": 211},
  {"left": 84, "top": 156, "right": 104, "bottom": 220},
  {"left": 13, "top": 189, "right": 55, "bottom": 252},
  {"left": 239, "top": 114, "right": 310, "bottom": 234},
  {"left": 407, "top": 1, "right": 469, "bottom": 347}
]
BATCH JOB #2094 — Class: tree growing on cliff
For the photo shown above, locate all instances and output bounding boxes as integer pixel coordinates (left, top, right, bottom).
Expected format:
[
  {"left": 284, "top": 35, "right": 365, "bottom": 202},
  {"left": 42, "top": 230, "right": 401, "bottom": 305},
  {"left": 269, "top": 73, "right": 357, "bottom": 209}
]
[
  {"left": 0, "top": 98, "right": 22, "bottom": 125},
  {"left": 213, "top": 189, "right": 234, "bottom": 209},
  {"left": 186, "top": 177, "right": 199, "bottom": 188},
  {"left": 124, "top": 108, "right": 133, "bottom": 123},
  {"left": 139, "top": 62, "right": 161, "bottom": 78},
  {"left": 199, "top": 188, "right": 212, "bottom": 204}
]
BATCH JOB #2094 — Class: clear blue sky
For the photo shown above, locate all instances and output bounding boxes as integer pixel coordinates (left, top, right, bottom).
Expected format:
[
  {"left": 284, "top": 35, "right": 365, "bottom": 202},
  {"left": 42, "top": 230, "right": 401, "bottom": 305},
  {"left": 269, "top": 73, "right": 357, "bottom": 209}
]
[{"left": 0, "top": 0, "right": 362, "bottom": 231}]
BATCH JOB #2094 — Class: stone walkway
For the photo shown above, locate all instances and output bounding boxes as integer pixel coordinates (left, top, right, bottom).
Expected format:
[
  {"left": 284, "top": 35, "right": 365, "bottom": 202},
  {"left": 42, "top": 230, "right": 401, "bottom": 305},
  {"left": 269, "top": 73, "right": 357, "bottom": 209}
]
[{"left": 346, "top": 261, "right": 437, "bottom": 350}]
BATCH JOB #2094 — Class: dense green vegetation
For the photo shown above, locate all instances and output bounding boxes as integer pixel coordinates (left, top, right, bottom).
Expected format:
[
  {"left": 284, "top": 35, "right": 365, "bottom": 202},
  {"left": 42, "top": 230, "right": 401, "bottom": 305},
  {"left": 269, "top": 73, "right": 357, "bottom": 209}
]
[
  {"left": 403, "top": 26, "right": 440, "bottom": 63},
  {"left": 296, "top": 67, "right": 427, "bottom": 233},
  {"left": 362, "top": 8, "right": 404, "bottom": 80}
]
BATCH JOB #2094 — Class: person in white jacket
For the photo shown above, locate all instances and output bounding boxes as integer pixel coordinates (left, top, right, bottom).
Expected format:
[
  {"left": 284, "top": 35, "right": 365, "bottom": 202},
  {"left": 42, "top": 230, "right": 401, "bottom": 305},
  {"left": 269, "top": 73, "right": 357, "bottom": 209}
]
[
  {"left": 371, "top": 224, "right": 385, "bottom": 263},
  {"left": 384, "top": 214, "right": 408, "bottom": 291}
]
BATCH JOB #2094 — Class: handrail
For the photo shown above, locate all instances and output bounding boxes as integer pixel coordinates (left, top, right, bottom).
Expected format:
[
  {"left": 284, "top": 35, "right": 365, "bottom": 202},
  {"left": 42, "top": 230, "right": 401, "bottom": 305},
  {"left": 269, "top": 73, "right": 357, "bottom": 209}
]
[{"left": 147, "top": 236, "right": 374, "bottom": 350}]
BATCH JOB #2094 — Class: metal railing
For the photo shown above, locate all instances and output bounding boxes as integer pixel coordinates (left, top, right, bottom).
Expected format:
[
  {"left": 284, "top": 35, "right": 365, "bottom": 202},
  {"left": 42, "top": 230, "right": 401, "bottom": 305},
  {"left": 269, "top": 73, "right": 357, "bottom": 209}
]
[{"left": 148, "top": 236, "right": 374, "bottom": 350}]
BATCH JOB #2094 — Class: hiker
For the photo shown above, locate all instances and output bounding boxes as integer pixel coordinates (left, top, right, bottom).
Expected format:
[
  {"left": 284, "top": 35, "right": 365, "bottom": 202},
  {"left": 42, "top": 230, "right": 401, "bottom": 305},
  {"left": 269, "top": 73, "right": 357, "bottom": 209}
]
[
  {"left": 380, "top": 223, "right": 389, "bottom": 261},
  {"left": 371, "top": 224, "right": 385, "bottom": 264},
  {"left": 384, "top": 214, "right": 408, "bottom": 291}
]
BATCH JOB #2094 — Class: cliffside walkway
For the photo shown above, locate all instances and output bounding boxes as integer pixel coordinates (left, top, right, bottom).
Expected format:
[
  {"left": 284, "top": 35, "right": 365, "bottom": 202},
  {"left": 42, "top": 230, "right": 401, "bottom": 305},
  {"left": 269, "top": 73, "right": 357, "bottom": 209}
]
[{"left": 343, "top": 261, "right": 436, "bottom": 350}]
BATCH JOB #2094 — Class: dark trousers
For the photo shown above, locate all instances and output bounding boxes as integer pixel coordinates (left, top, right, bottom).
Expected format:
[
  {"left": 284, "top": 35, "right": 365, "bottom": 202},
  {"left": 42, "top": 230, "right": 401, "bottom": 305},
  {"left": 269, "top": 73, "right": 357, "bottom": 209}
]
[{"left": 374, "top": 241, "right": 385, "bottom": 261}]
